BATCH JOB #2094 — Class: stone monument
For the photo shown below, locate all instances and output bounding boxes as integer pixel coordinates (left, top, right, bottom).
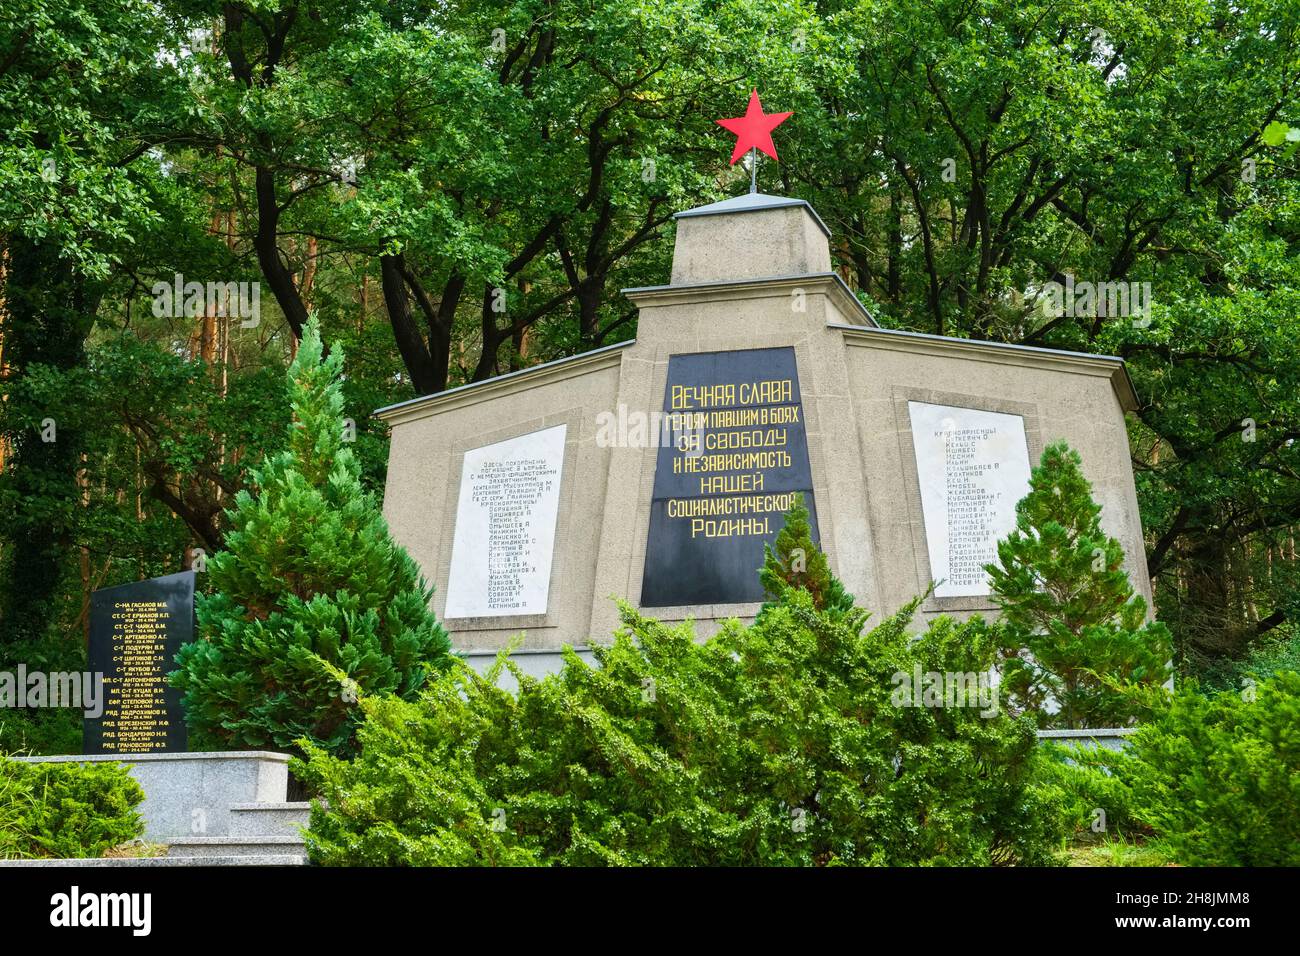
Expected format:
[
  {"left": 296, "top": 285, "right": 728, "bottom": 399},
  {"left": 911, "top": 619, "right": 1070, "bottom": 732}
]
[
  {"left": 84, "top": 571, "right": 193, "bottom": 754},
  {"left": 375, "top": 188, "right": 1149, "bottom": 667}
]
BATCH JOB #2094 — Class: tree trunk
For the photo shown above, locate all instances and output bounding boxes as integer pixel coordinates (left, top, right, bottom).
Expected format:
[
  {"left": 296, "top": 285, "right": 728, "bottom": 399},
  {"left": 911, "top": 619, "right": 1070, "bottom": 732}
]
[
  {"left": 378, "top": 254, "right": 438, "bottom": 394},
  {"left": 252, "top": 167, "right": 309, "bottom": 343},
  {"left": 1184, "top": 533, "right": 1237, "bottom": 659}
]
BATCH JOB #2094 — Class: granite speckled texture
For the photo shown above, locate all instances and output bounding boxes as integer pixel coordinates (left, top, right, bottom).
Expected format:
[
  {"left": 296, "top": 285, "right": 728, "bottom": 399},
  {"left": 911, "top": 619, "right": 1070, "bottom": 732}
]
[{"left": 13, "top": 751, "right": 290, "bottom": 842}]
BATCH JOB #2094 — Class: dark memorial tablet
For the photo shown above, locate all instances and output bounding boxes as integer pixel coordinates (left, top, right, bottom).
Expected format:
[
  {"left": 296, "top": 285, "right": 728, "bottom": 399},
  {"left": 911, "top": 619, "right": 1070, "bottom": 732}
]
[
  {"left": 641, "top": 346, "right": 819, "bottom": 606},
  {"left": 84, "top": 571, "right": 194, "bottom": 754}
]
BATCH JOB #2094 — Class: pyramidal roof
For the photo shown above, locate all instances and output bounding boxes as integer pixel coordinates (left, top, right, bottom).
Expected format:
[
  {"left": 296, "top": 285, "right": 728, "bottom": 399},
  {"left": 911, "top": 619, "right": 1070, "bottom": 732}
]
[{"left": 673, "top": 192, "right": 831, "bottom": 238}]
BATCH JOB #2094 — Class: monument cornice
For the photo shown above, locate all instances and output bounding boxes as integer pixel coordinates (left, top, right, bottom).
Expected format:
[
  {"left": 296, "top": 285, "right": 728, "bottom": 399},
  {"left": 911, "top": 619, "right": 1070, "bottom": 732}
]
[
  {"left": 673, "top": 192, "right": 832, "bottom": 238},
  {"left": 373, "top": 339, "right": 633, "bottom": 425},
  {"left": 622, "top": 272, "right": 877, "bottom": 327},
  {"left": 834, "top": 323, "right": 1141, "bottom": 412}
]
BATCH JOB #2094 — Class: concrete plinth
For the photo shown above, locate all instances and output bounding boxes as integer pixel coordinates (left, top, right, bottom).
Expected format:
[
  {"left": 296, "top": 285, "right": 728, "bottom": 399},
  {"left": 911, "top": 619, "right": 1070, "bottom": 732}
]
[
  {"left": 13, "top": 751, "right": 291, "bottom": 842},
  {"left": 1037, "top": 728, "right": 1136, "bottom": 752}
]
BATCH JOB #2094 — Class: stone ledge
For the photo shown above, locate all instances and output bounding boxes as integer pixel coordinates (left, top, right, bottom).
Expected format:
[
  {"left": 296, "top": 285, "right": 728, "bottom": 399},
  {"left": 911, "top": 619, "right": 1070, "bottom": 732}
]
[
  {"left": 11, "top": 750, "right": 291, "bottom": 764},
  {"left": 0, "top": 856, "right": 306, "bottom": 867},
  {"left": 1037, "top": 727, "right": 1135, "bottom": 753},
  {"left": 14, "top": 751, "right": 291, "bottom": 842}
]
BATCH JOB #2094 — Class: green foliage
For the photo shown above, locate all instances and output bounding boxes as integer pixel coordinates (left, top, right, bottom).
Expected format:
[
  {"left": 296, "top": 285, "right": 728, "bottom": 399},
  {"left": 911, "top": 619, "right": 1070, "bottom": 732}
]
[
  {"left": 759, "top": 492, "right": 859, "bottom": 625},
  {"left": 3, "top": 335, "right": 289, "bottom": 592},
  {"left": 790, "top": 0, "right": 1300, "bottom": 669},
  {"left": 0, "top": 708, "right": 82, "bottom": 759},
  {"left": 1196, "top": 629, "right": 1300, "bottom": 693},
  {"left": 0, "top": 636, "right": 86, "bottom": 756},
  {"left": 988, "top": 442, "right": 1172, "bottom": 728},
  {"left": 1064, "top": 835, "right": 1172, "bottom": 868},
  {"left": 0, "top": 0, "right": 185, "bottom": 636},
  {"left": 0, "top": 755, "right": 144, "bottom": 859},
  {"left": 0, "top": 759, "right": 34, "bottom": 859},
  {"left": 171, "top": 319, "right": 451, "bottom": 758},
  {"left": 0, "top": 0, "right": 178, "bottom": 276},
  {"left": 298, "top": 513, "right": 1065, "bottom": 866},
  {"left": 292, "top": 667, "right": 542, "bottom": 867},
  {"left": 1239, "top": 632, "right": 1300, "bottom": 684},
  {"left": 179, "top": 0, "right": 821, "bottom": 385},
  {"left": 5, "top": 0, "right": 1300, "bottom": 710},
  {"left": 1117, "top": 672, "right": 1300, "bottom": 866},
  {"left": 1033, "top": 743, "right": 1145, "bottom": 841}
]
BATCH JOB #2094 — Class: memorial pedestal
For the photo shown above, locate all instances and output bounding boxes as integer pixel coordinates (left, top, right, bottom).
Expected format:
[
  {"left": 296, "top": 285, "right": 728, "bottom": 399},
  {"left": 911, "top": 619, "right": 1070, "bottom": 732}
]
[{"left": 12, "top": 751, "right": 291, "bottom": 842}]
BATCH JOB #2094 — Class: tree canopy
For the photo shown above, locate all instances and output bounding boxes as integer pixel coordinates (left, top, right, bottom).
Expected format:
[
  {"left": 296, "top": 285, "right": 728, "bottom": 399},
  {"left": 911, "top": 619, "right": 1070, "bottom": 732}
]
[{"left": 3, "top": 0, "right": 1299, "bottom": 696}]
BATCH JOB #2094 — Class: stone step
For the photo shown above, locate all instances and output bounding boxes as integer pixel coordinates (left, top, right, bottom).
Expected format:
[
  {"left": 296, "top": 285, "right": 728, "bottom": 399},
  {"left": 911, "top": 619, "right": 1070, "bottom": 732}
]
[
  {"left": 228, "top": 802, "right": 312, "bottom": 838},
  {"left": 166, "top": 836, "right": 306, "bottom": 859},
  {"left": 12, "top": 751, "right": 293, "bottom": 844}
]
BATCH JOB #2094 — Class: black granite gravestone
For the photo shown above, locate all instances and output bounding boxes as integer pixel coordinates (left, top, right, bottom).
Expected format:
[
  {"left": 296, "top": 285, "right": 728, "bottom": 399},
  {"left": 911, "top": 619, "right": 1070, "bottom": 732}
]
[
  {"left": 84, "top": 571, "right": 194, "bottom": 754},
  {"left": 641, "top": 346, "right": 820, "bottom": 606}
]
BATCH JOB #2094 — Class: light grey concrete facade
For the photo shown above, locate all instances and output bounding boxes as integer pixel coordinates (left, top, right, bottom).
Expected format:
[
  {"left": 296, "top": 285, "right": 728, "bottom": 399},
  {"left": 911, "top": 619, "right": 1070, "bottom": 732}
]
[{"left": 377, "top": 192, "right": 1150, "bottom": 653}]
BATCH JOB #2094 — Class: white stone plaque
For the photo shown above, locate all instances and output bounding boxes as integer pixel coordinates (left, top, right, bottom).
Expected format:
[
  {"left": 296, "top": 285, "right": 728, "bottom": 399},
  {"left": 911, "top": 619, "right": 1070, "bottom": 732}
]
[
  {"left": 444, "top": 424, "right": 567, "bottom": 618},
  {"left": 907, "top": 402, "right": 1032, "bottom": 598}
]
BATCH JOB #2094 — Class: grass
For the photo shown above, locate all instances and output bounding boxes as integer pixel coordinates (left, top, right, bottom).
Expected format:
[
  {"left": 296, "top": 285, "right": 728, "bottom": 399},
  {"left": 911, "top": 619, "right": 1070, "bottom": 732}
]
[
  {"left": 102, "top": 839, "right": 167, "bottom": 859},
  {"left": 1064, "top": 834, "right": 1173, "bottom": 867}
]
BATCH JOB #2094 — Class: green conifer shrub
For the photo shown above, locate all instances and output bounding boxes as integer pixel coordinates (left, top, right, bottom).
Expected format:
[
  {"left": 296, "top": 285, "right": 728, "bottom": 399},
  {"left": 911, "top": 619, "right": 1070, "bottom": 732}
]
[
  {"left": 171, "top": 319, "right": 451, "bottom": 758},
  {"left": 987, "top": 442, "right": 1171, "bottom": 728},
  {"left": 1119, "top": 672, "right": 1300, "bottom": 865},
  {"left": 1032, "top": 742, "right": 1145, "bottom": 841},
  {"left": 758, "top": 492, "right": 859, "bottom": 623},
  {"left": 296, "top": 504, "right": 1065, "bottom": 866},
  {"left": 0, "top": 755, "right": 144, "bottom": 859}
]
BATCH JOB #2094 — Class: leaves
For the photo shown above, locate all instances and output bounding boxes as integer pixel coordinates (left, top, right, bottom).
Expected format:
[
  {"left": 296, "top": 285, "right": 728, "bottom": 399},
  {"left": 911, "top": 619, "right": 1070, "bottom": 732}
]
[
  {"left": 1120, "top": 672, "right": 1300, "bottom": 865},
  {"left": 0, "top": 756, "right": 144, "bottom": 859},
  {"left": 170, "top": 318, "right": 452, "bottom": 758},
  {"left": 987, "top": 442, "right": 1172, "bottom": 728},
  {"left": 299, "top": 510, "right": 1065, "bottom": 866}
]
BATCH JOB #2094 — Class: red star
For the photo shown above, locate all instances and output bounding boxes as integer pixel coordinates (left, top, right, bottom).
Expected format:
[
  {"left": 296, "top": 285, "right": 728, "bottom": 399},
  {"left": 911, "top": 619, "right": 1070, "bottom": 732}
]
[{"left": 715, "top": 90, "right": 793, "bottom": 165}]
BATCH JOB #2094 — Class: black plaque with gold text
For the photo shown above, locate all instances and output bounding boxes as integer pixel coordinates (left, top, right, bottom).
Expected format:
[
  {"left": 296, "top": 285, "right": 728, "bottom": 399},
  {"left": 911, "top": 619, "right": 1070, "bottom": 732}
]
[
  {"left": 641, "top": 347, "right": 819, "bottom": 606},
  {"left": 84, "top": 572, "right": 193, "bottom": 754}
]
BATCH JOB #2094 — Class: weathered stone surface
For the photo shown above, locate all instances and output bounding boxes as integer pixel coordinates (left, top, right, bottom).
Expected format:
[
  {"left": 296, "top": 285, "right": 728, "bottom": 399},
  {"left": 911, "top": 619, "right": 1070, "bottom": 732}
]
[
  {"left": 670, "top": 194, "right": 832, "bottom": 284},
  {"left": 228, "top": 802, "right": 312, "bottom": 838},
  {"left": 164, "top": 836, "right": 305, "bottom": 858}
]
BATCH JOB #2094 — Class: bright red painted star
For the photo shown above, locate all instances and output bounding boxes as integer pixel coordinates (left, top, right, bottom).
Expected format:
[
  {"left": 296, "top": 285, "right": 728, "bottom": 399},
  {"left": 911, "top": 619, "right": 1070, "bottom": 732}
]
[{"left": 715, "top": 90, "right": 793, "bottom": 165}]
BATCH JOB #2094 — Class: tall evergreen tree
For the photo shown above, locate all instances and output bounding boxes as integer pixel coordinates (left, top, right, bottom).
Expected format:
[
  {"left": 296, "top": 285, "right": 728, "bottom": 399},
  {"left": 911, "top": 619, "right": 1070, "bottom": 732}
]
[
  {"left": 172, "top": 319, "right": 451, "bottom": 758},
  {"left": 987, "top": 442, "right": 1171, "bottom": 728}
]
